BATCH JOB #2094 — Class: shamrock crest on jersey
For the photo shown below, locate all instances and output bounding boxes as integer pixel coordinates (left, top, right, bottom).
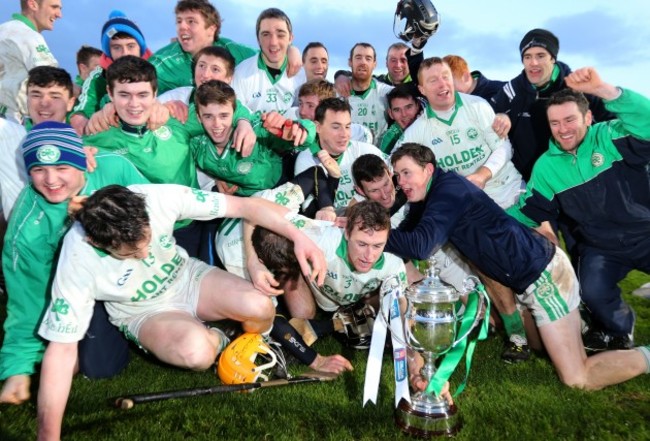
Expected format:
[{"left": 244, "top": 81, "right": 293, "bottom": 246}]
[{"left": 153, "top": 125, "right": 172, "bottom": 141}]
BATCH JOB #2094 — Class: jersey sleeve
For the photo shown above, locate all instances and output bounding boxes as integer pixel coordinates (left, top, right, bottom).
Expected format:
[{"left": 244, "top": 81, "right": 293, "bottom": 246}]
[
  {"left": 38, "top": 229, "right": 98, "bottom": 343},
  {"left": 72, "top": 67, "right": 106, "bottom": 118},
  {"left": 132, "top": 184, "right": 229, "bottom": 222}
]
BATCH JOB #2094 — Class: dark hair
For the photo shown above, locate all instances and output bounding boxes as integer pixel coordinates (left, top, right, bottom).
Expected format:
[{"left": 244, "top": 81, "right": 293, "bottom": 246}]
[
  {"left": 256, "top": 8, "right": 292, "bottom": 36},
  {"left": 27, "top": 66, "right": 73, "bottom": 97},
  {"left": 302, "top": 42, "right": 327, "bottom": 62},
  {"left": 352, "top": 154, "right": 390, "bottom": 187},
  {"left": 314, "top": 97, "right": 351, "bottom": 123},
  {"left": 547, "top": 88, "right": 590, "bottom": 115},
  {"left": 417, "top": 56, "right": 446, "bottom": 83},
  {"left": 386, "top": 85, "right": 417, "bottom": 109},
  {"left": 334, "top": 70, "right": 351, "bottom": 81},
  {"left": 76, "top": 45, "right": 102, "bottom": 67},
  {"left": 251, "top": 226, "right": 301, "bottom": 283},
  {"left": 74, "top": 185, "right": 150, "bottom": 250},
  {"left": 298, "top": 79, "right": 336, "bottom": 100},
  {"left": 386, "top": 42, "right": 408, "bottom": 60},
  {"left": 106, "top": 56, "right": 157, "bottom": 93},
  {"left": 195, "top": 79, "right": 236, "bottom": 111},
  {"left": 349, "top": 42, "right": 376, "bottom": 61},
  {"left": 192, "top": 46, "right": 236, "bottom": 81},
  {"left": 175, "top": 0, "right": 221, "bottom": 41},
  {"left": 345, "top": 200, "right": 390, "bottom": 236},
  {"left": 391, "top": 142, "right": 436, "bottom": 168}
]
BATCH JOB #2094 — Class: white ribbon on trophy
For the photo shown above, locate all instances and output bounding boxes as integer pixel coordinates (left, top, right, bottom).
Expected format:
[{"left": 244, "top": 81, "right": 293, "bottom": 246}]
[{"left": 363, "top": 276, "right": 410, "bottom": 407}]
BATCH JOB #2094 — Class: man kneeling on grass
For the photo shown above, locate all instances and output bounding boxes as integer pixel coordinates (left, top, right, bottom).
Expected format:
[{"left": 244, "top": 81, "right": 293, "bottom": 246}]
[{"left": 36, "top": 184, "right": 326, "bottom": 440}]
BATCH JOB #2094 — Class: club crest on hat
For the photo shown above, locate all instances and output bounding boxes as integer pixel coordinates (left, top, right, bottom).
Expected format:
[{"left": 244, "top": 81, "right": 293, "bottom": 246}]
[{"left": 36, "top": 145, "right": 62, "bottom": 163}]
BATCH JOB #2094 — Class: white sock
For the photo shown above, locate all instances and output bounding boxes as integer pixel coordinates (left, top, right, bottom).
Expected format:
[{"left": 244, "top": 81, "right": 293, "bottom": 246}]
[{"left": 635, "top": 346, "right": 650, "bottom": 374}]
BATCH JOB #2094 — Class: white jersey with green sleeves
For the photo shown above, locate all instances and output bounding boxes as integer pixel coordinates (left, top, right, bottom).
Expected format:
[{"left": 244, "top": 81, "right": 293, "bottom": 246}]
[
  {"left": 38, "top": 184, "right": 228, "bottom": 343},
  {"left": 294, "top": 140, "right": 388, "bottom": 213},
  {"left": 232, "top": 54, "right": 306, "bottom": 115},
  {"left": 215, "top": 182, "right": 305, "bottom": 278},
  {"left": 395, "top": 92, "right": 523, "bottom": 209},
  {"left": 283, "top": 212, "right": 407, "bottom": 311},
  {"left": 348, "top": 79, "right": 393, "bottom": 147}
]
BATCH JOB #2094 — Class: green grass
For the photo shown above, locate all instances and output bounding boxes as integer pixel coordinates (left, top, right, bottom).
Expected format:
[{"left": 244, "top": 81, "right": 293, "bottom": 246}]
[{"left": 1, "top": 271, "right": 649, "bottom": 441}]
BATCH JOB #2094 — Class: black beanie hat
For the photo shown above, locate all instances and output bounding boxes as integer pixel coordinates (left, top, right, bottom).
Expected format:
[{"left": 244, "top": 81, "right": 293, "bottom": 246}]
[{"left": 519, "top": 28, "right": 559, "bottom": 61}]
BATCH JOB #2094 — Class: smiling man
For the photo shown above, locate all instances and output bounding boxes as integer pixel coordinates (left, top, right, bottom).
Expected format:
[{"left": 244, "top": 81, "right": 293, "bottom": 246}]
[
  {"left": 0, "top": 121, "right": 148, "bottom": 405},
  {"left": 347, "top": 43, "right": 393, "bottom": 146},
  {"left": 302, "top": 42, "right": 328, "bottom": 81},
  {"left": 386, "top": 142, "right": 650, "bottom": 392},
  {"left": 149, "top": 0, "right": 256, "bottom": 95},
  {"left": 490, "top": 28, "right": 613, "bottom": 182},
  {"left": 232, "top": 8, "right": 305, "bottom": 115},
  {"left": 35, "top": 182, "right": 326, "bottom": 440},
  {"left": 508, "top": 67, "right": 650, "bottom": 353}
]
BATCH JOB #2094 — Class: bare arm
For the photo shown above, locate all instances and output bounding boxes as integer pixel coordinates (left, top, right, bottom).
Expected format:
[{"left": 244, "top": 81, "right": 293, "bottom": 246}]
[
  {"left": 37, "top": 342, "right": 78, "bottom": 441},
  {"left": 243, "top": 219, "right": 283, "bottom": 296},
  {"left": 223, "top": 196, "right": 326, "bottom": 285}
]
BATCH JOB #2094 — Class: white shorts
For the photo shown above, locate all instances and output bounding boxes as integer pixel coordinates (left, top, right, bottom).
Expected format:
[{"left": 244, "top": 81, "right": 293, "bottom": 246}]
[
  {"left": 517, "top": 247, "right": 580, "bottom": 327},
  {"left": 119, "top": 258, "right": 213, "bottom": 344}
]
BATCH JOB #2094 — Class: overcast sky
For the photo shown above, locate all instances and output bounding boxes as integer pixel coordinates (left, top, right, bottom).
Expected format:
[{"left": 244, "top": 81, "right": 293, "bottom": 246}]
[{"left": 2, "top": 0, "right": 649, "bottom": 96}]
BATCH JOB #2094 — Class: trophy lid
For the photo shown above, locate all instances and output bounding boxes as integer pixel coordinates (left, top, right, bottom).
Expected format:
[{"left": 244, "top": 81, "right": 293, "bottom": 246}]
[{"left": 407, "top": 255, "right": 460, "bottom": 303}]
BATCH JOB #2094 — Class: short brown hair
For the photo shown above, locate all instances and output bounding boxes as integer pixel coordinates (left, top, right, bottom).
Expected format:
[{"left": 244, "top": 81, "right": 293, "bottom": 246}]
[
  {"left": 175, "top": 0, "right": 221, "bottom": 40},
  {"left": 345, "top": 200, "right": 390, "bottom": 236},
  {"left": 417, "top": 56, "right": 446, "bottom": 83},
  {"left": 349, "top": 42, "right": 376, "bottom": 61},
  {"left": 547, "top": 88, "right": 590, "bottom": 116},
  {"left": 298, "top": 79, "right": 336, "bottom": 100},
  {"left": 390, "top": 142, "right": 437, "bottom": 168},
  {"left": 195, "top": 80, "right": 236, "bottom": 111},
  {"left": 192, "top": 46, "right": 236, "bottom": 79}
]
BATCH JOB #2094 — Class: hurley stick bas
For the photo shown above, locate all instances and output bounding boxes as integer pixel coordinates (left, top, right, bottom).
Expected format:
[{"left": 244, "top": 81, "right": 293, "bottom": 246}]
[{"left": 112, "top": 370, "right": 338, "bottom": 409}]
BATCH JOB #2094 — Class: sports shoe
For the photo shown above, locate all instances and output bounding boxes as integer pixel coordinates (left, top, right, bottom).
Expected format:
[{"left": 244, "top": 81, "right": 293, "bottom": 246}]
[
  {"left": 501, "top": 334, "right": 531, "bottom": 363},
  {"left": 332, "top": 303, "right": 376, "bottom": 350},
  {"left": 582, "top": 329, "right": 609, "bottom": 353},
  {"left": 607, "top": 334, "right": 634, "bottom": 351}
]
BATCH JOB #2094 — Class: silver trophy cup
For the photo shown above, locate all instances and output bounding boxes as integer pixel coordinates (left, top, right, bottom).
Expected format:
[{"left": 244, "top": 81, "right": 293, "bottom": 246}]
[{"left": 380, "top": 256, "right": 486, "bottom": 438}]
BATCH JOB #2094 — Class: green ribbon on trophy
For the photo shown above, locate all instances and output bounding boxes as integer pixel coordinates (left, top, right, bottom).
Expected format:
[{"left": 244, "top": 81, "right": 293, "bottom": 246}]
[{"left": 425, "top": 284, "right": 491, "bottom": 397}]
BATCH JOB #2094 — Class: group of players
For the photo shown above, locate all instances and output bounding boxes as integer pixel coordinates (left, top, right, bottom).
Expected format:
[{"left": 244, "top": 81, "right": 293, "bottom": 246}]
[{"left": 0, "top": 0, "right": 649, "bottom": 439}]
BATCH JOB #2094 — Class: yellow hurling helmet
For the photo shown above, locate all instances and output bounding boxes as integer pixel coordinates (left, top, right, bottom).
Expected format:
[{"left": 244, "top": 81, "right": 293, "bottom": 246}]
[{"left": 217, "top": 333, "right": 278, "bottom": 384}]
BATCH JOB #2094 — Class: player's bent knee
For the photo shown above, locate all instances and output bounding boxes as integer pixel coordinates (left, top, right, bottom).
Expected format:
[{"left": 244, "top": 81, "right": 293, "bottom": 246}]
[
  {"left": 176, "top": 343, "right": 217, "bottom": 370},
  {"left": 557, "top": 370, "right": 588, "bottom": 389},
  {"left": 245, "top": 295, "right": 275, "bottom": 321}
]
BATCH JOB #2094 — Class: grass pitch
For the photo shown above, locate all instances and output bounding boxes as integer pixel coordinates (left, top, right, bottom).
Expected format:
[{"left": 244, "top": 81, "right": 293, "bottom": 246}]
[{"left": 0, "top": 271, "right": 648, "bottom": 441}]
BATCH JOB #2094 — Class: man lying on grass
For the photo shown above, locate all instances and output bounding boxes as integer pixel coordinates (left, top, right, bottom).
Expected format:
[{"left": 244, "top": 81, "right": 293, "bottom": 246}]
[{"left": 36, "top": 184, "right": 326, "bottom": 441}]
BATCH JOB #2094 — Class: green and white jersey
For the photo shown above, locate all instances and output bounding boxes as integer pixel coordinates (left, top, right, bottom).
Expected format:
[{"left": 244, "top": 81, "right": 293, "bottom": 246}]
[
  {"left": 0, "top": 118, "right": 27, "bottom": 217},
  {"left": 190, "top": 120, "right": 309, "bottom": 196},
  {"left": 84, "top": 118, "right": 199, "bottom": 188},
  {"left": 396, "top": 92, "right": 523, "bottom": 209},
  {"left": 295, "top": 140, "right": 387, "bottom": 212},
  {"left": 216, "top": 182, "right": 305, "bottom": 278},
  {"left": 0, "top": 14, "right": 58, "bottom": 122},
  {"left": 38, "top": 184, "right": 228, "bottom": 343},
  {"left": 149, "top": 38, "right": 256, "bottom": 95},
  {"left": 73, "top": 66, "right": 107, "bottom": 119},
  {"left": 348, "top": 79, "right": 393, "bottom": 147},
  {"left": 1, "top": 154, "right": 147, "bottom": 379},
  {"left": 289, "top": 213, "right": 407, "bottom": 311},
  {"left": 232, "top": 54, "right": 306, "bottom": 115},
  {"left": 284, "top": 107, "right": 373, "bottom": 144}
]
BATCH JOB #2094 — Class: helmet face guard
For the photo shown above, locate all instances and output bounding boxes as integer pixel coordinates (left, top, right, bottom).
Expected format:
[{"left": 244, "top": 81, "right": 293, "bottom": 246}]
[
  {"left": 217, "top": 333, "right": 278, "bottom": 384},
  {"left": 394, "top": 0, "right": 440, "bottom": 46}
]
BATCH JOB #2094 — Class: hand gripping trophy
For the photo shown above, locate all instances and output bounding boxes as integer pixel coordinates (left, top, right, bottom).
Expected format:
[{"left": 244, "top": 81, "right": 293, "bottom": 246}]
[{"left": 376, "top": 256, "right": 489, "bottom": 438}]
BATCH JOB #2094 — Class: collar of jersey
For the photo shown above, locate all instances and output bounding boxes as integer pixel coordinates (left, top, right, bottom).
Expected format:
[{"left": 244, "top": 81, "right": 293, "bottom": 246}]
[
  {"left": 12, "top": 13, "right": 37, "bottom": 32},
  {"left": 350, "top": 79, "right": 377, "bottom": 99},
  {"left": 119, "top": 120, "right": 149, "bottom": 137},
  {"left": 533, "top": 64, "right": 561, "bottom": 93},
  {"left": 257, "top": 53, "right": 288, "bottom": 85},
  {"left": 425, "top": 91, "right": 464, "bottom": 126},
  {"left": 336, "top": 235, "right": 385, "bottom": 272}
]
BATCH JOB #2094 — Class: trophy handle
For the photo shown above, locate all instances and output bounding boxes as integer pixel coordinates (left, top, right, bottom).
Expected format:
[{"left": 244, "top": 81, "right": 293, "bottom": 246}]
[
  {"left": 379, "top": 275, "right": 410, "bottom": 349},
  {"left": 452, "top": 276, "right": 488, "bottom": 347}
]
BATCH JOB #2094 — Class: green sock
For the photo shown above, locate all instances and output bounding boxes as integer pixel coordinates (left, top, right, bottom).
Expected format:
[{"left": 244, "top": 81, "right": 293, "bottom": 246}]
[
  {"left": 635, "top": 346, "right": 650, "bottom": 374},
  {"left": 500, "top": 312, "right": 526, "bottom": 340}
]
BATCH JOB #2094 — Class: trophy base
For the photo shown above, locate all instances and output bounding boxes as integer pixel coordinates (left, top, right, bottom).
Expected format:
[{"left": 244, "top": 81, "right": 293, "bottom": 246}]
[{"left": 395, "top": 397, "right": 461, "bottom": 438}]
